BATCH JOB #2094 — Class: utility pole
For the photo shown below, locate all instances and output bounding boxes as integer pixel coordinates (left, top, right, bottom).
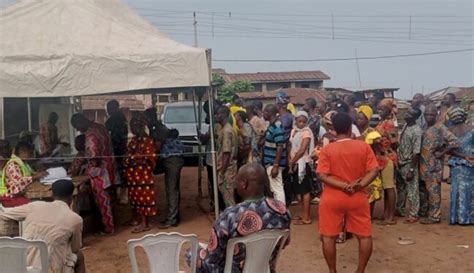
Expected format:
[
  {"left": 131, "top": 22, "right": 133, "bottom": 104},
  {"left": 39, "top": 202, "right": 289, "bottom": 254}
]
[
  {"left": 193, "top": 12, "right": 198, "bottom": 47},
  {"left": 355, "top": 49, "right": 362, "bottom": 87},
  {"left": 212, "top": 12, "right": 215, "bottom": 38},
  {"left": 331, "top": 13, "right": 335, "bottom": 40},
  {"left": 408, "top": 15, "right": 412, "bottom": 40}
]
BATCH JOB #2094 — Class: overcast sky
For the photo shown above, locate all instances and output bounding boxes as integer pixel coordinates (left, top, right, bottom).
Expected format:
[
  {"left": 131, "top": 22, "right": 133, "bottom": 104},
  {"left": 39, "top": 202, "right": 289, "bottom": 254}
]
[{"left": 1, "top": 0, "right": 473, "bottom": 99}]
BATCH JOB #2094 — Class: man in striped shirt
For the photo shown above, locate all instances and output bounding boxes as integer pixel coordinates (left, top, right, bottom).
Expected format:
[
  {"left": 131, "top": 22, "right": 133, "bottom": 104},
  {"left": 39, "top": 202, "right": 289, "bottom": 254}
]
[{"left": 263, "top": 104, "right": 287, "bottom": 205}]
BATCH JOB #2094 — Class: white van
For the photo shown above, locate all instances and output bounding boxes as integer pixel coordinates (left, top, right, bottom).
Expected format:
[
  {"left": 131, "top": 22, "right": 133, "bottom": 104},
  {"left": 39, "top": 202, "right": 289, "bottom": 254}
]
[{"left": 162, "top": 101, "right": 209, "bottom": 158}]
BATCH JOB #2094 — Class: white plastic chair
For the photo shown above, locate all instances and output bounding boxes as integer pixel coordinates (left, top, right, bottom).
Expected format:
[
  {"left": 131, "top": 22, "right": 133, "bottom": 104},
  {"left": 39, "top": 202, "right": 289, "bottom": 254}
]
[
  {"left": 224, "top": 229, "right": 290, "bottom": 273},
  {"left": 0, "top": 237, "right": 49, "bottom": 273},
  {"left": 127, "top": 232, "right": 198, "bottom": 273}
]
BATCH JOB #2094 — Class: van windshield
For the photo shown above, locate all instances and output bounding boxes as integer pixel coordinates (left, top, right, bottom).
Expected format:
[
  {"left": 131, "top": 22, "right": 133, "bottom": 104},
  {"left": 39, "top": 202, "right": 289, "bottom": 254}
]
[{"left": 164, "top": 106, "right": 205, "bottom": 124}]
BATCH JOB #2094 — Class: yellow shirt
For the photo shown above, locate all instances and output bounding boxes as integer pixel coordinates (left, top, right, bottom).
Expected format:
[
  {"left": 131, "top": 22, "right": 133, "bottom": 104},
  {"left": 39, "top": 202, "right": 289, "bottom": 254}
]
[
  {"left": 229, "top": 105, "right": 246, "bottom": 131},
  {"left": 287, "top": 103, "right": 296, "bottom": 115}
]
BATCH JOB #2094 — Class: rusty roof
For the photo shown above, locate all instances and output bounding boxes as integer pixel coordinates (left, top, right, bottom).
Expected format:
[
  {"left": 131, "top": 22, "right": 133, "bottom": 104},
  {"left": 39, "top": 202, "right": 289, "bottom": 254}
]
[
  {"left": 426, "top": 86, "right": 474, "bottom": 102},
  {"left": 237, "top": 88, "right": 327, "bottom": 105},
  {"left": 81, "top": 95, "right": 145, "bottom": 111},
  {"left": 220, "top": 70, "right": 330, "bottom": 83}
]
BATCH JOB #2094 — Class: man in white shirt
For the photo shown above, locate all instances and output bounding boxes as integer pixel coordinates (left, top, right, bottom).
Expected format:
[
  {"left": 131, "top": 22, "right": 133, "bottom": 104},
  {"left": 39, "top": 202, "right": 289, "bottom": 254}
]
[{"left": 0, "top": 179, "right": 85, "bottom": 273}]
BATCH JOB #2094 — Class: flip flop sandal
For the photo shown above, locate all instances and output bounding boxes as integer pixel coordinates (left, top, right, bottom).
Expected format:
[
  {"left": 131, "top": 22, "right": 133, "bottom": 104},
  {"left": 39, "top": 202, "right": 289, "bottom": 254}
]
[
  {"left": 403, "top": 218, "right": 419, "bottom": 224},
  {"left": 292, "top": 216, "right": 303, "bottom": 221},
  {"left": 398, "top": 237, "right": 415, "bottom": 245},
  {"left": 132, "top": 226, "right": 151, "bottom": 234},
  {"left": 376, "top": 220, "right": 397, "bottom": 226}
]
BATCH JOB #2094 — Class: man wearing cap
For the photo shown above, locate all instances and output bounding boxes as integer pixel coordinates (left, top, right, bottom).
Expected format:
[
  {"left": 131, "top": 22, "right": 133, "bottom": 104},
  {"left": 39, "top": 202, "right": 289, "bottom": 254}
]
[{"left": 0, "top": 180, "right": 85, "bottom": 273}]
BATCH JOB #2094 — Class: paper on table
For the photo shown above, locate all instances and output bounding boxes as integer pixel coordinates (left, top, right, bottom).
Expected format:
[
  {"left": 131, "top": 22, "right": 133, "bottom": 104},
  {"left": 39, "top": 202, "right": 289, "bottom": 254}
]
[{"left": 40, "top": 167, "right": 71, "bottom": 184}]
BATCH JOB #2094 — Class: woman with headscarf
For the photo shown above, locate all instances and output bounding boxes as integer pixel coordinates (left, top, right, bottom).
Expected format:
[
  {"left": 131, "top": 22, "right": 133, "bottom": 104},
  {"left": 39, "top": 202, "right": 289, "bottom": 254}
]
[
  {"left": 356, "top": 105, "right": 375, "bottom": 139},
  {"left": 124, "top": 114, "right": 157, "bottom": 233},
  {"left": 364, "top": 131, "right": 384, "bottom": 216},
  {"left": 356, "top": 106, "right": 383, "bottom": 215},
  {"left": 321, "top": 111, "right": 338, "bottom": 147},
  {"left": 375, "top": 98, "right": 399, "bottom": 225},
  {"left": 289, "top": 111, "right": 315, "bottom": 225},
  {"left": 447, "top": 110, "right": 473, "bottom": 225}
]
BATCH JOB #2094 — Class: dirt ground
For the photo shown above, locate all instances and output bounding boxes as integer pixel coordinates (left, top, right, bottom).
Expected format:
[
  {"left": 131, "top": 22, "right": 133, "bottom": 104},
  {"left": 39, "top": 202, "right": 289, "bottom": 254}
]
[{"left": 83, "top": 167, "right": 474, "bottom": 273}]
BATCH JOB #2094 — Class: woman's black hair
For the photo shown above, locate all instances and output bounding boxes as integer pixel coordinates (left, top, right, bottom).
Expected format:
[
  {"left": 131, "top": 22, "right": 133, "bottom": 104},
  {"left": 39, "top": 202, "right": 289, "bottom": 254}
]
[{"left": 234, "top": 111, "right": 249, "bottom": 123}]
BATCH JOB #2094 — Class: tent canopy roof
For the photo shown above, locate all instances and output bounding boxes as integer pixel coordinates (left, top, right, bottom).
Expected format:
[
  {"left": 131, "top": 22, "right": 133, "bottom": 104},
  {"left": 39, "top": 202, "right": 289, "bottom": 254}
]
[{"left": 0, "top": 0, "right": 210, "bottom": 97}]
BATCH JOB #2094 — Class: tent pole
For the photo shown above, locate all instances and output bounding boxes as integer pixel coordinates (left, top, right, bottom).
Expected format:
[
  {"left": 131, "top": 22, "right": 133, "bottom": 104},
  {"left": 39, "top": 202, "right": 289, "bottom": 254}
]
[
  {"left": 0, "top": 98, "right": 4, "bottom": 139},
  {"left": 197, "top": 97, "right": 203, "bottom": 197},
  {"left": 27, "top": 97, "right": 32, "bottom": 132},
  {"left": 207, "top": 86, "right": 219, "bottom": 217},
  {"left": 191, "top": 88, "right": 203, "bottom": 198}
]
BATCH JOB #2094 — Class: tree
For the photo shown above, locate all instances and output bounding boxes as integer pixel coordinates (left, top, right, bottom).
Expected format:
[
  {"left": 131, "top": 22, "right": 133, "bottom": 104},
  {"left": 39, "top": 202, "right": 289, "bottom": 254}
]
[
  {"left": 212, "top": 73, "right": 225, "bottom": 87},
  {"left": 218, "top": 80, "right": 254, "bottom": 103}
]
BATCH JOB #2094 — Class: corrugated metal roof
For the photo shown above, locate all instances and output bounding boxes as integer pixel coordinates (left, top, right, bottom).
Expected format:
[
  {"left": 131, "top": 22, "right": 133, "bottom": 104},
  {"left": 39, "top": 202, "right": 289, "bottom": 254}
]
[
  {"left": 426, "top": 86, "right": 474, "bottom": 102},
  {"left": 221, "top": 71, "right": 330, "bottom": 83},
  {"left": 237, "top": 88, "right": 327, "bottom": 105},
  {"left": 326, "top": 87, "right": 399, "bottom": 92}
]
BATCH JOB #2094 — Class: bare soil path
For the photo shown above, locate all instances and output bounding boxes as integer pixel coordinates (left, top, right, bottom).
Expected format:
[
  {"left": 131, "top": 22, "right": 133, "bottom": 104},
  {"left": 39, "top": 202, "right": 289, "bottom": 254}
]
[{"left": 83, "top": 167, "right": 474, "bottom": 273}]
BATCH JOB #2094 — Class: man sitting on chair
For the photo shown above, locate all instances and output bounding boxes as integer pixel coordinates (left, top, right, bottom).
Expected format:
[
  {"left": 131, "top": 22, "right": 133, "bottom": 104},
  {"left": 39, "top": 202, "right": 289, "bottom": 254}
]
[
  {"left": 188, "top": 163, "right": 291, "bottom": 273},
  {"left": 0, "top": 179, "right": 85, "bottom": 273}
]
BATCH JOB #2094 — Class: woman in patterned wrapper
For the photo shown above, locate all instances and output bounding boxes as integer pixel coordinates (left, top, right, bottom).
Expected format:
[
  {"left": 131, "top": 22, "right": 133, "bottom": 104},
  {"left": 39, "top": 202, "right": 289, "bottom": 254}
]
[{"left": 123, "top": 114, "right": 157, "bottom": 233}]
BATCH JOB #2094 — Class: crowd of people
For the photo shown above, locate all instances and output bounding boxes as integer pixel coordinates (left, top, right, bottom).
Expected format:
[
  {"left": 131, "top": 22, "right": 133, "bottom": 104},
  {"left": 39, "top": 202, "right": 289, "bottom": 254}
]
[
  {"left": 0, "top": 100, "right": 186, "bottom": 272},
  {"left": 0, "top": 91, "right": 472, "bottom": 273},
  {"left": 194, "top": 91, "right": 472, "bottom": 273}
]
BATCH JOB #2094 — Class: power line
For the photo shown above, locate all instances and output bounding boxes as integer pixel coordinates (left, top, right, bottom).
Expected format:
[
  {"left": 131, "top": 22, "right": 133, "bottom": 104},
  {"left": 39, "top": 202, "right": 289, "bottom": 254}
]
[
  {"left": 212, "top": 48, "right": 474, "bottom": 62},
  {"left": 142, "top": 12, "right": 473, "bottom": 38},
  {"left": 156, "top": 22, "right": 472, "bottom": 45},
  {"left": 132, "top": 8, "right": 473, "bottom": 19},
  {"left": 157, "top": 29, "right": 472, "bottom": 46}
]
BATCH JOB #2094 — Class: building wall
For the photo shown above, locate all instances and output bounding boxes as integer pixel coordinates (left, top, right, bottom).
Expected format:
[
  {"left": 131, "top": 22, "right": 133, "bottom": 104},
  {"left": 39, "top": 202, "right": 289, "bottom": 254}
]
[
  {"left": 265, "top": 82, "right": 292, "bottom": 91},
  {"left": 294, "top": 81, "right": 323, "bottom": 89},
  {"left": 252, "top": 83, "right": 263, "bottom": 92},
  {"left": 251, "top": 80, "right": 324, "bottom": 92}
]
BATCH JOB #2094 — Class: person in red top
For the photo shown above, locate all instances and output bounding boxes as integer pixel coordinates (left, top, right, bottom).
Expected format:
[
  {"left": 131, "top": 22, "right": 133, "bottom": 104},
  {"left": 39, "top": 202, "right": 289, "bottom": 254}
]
[
  {"left": 317, "top": 112, "right": 379, "bottom": 273},
  {"left": 71, "top": 113, "right": 116, "bottom": 234}
]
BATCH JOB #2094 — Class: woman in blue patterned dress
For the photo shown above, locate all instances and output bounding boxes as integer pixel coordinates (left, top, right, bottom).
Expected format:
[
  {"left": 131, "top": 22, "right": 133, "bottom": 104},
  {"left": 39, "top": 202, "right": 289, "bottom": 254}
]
[{"left": 447, "top": 110, "right": 473, "bottom": 225}]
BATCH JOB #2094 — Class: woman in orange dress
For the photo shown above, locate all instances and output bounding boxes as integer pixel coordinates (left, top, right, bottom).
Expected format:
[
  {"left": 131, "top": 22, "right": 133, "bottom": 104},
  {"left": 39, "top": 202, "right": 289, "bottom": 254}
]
[{"left": 124, "top": 115, "right": 157, "bottom": 233}]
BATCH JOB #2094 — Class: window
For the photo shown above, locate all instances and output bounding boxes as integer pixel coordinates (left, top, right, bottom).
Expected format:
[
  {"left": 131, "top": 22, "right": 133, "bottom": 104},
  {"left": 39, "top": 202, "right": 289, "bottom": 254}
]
[
  {"left": 163, "top": 106, "right": 205, "bottom": 123},
  {"left": 301, "top": 84, "right": 310, "bottom": 88},
  {"left": 158, "top": 95, "right": 169, "bottom": 103}
]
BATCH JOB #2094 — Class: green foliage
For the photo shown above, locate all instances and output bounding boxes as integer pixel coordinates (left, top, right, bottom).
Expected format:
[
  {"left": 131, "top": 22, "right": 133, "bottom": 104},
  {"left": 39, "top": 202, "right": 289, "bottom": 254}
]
[
  {"left": 218, "top": 80, "right": 254, "bottom": 103},
  {"left": 211, "top": 74, "right": 225, "bottom": 87}
]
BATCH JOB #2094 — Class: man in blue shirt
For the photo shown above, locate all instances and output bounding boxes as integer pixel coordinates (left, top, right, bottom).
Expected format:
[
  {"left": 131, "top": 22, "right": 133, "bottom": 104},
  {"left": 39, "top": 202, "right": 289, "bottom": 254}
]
[
  {"left": 275, "top": 91, "right": 294, "bottom": 141},
  {"left": 263, "top": 104, "right": 287, "bottom": 205},
  {"left": 159, "top": 128, "right": 185, "bottom": 229}
]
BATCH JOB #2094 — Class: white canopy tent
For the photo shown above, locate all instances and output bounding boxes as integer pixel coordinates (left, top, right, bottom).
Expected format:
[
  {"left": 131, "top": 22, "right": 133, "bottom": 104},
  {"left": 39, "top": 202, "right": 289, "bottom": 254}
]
[
  {"left": 0, "top": 0, "right": 220, "bottom": 214},
  {"left": 0, "top": 0, "right": 210, "bottom": 96}
]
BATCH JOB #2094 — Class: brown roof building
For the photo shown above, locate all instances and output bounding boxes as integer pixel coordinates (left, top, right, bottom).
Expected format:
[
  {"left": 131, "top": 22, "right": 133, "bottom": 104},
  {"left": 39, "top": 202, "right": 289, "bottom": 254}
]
[
  {"left": 81, "top": 95, "right": 146, "bottom": 124},
  {"left": 81, "top": 95, "right": 145, "bottom": 111},
  {"left": 425, "top": 86, "right": 474, "bottom": 102},
  {"left": 214, "top": 69, "right": 330, "bottom": 92},
  {"left": 237, "top": 88, "right": 327, "bottom": 108}
]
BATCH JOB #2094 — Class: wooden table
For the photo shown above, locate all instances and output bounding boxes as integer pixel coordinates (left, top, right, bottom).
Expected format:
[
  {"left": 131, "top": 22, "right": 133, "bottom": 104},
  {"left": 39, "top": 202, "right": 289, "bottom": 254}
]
[{"left": 25, "top": 176, "right": 89, "bottom": 212}]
